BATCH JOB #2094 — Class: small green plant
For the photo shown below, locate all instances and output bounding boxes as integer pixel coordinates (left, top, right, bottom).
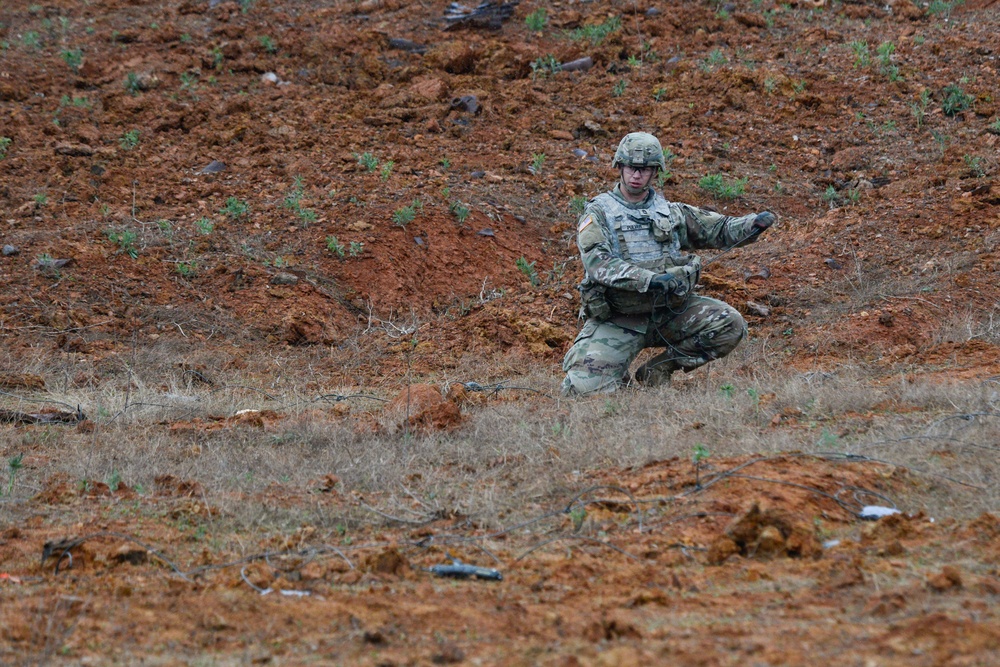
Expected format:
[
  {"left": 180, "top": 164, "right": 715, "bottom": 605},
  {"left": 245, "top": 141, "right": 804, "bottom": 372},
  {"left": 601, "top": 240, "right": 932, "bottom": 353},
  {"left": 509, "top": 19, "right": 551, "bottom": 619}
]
[
  {"left": 348, "top": 241, "right": 364, "bottom": 257},
  {"left": 22, "top": 31, "right": 41, "bottom": 50},
  {"left": 928, "top": 0, "right": 961, "bottom": 18},
  {"left": 392, "top": 199, "right": 422, "bottom": 226},
  {"left": 180, "top": 33, "right": 192, "bottom": 43},
  {"left": 569, "top": 505, "right": 587, "bottom": 532},
  {"left": 355, "top": 151, "right": 379, "bottom": 172},
  {"left": 611, "top": 78, "right": 628, "bottom": 97},
  {"left": 876, "top": 41, "right": 899, "bottom": 81},
  {"left": 627, "top": 54, "right": 641, "bottom": 69},
  {"left": 912, "top": 89, "right": 931, "bottom": 129},
  {"left": 516, "top": 256, "right": 540, "bottom": 286},
  {"left": 440, "top": 157, "right": 451, "bottom": 169},
  {"left": 124, "top": 72, "right": 142, "bottom": 95},
  {"left": 763, "top": 77, "right": 777, "bottom": 95},
  {"left": 258, "top": 35, "right": 277, "bottom": 53},
  {"left": 692, "top": 444, "right": 710, "bottom": 490},
  {"left": 176, "top": 261, "right": 197, "bottom": 278},
  {"left": 530, "top": 54, "right": 561, "bottom": 79},
  {"left": 569, "top": 196, "right": 587, "bottom": 216},
  {"left": 823, "top": 185, "right": 839, "bottom": 207},
  {"left": 567, "top": 16, "right": 621, "bottom": 45},
  {"left": 849, "top": 40, "right": 870, "bottom": 69},
  {"left": 210, "top": 46, "right": 224, "bottom": 69},
  {"left": 653, "top": 87, "right": 667, "bottom": 102},
  {"left": 941, "top": 84, "right": 973, "bottom": 116},
  {"left": 0, "top": 137, "right": 12, "bottom": 160},
  {"left": 119, "top": 129, "right": 140, "bottom": 150},
  {"left": 6, "top": 453, "right": 23, "bottom": 496},
  {"left": 529, "top": 153, "right": 546, "bottom": 175},
  {"left": 525, "top": 7, "right": 547, "bottom": 31},
  {"left": 60, "top": 48, "right": 83, "bottom": 73},
  {"left": 180, "top": 70, "right": 199, "bottom": 91},
  {"left": 195, "top": 217, "right": 214, "bottom": 235},
  {"left": 326, "top": 235, "right": 345, "bottom": 258},
  {"left": 964, "top": 154, "right": 986, "bottom": 178},
  {"left": 449, "top": 200, "right": 470, "bottom": 224},
  {"left": 106, "top": 227, "right": 139, "bottom": 259},
  {"left": 988, "top": 118, "right": 1000, "bottom": 135},
  {"left": 282, "top": 176, "right": 316, "bottom": 224},
  {"left": 698, "top": 173, "right": 747, "bottom": 200},
  {"left": 380, "top": 160, "right": 394, "bottom": 181},
  {"left": 220, "top": 197, "right": 249, "bottom": 219},
  {"left": 720, "top": 383, "right": 735, "bottom": 399},
  {"left": 33, "top": 193, "right": 48, "bottom": 206},
  {"left": 703, "top": 48, "right": 727, "bottom": 71},
  {"left": 107, "top": 469, "right": 121, "bottom": 492},
  {"left": 157, "top": 219, "right": 173, "bottom": 240},
  {"left": 792, "top": 80, "right": 807, "bottom": 95}
]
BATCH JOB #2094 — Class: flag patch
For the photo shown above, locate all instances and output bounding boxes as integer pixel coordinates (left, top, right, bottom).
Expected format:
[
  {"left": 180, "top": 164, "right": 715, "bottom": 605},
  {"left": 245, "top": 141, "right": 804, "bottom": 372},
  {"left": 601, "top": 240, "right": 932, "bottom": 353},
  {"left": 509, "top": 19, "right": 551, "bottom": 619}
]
[{"left": 578, "top": 215, "right": 593, "bottom": 232}]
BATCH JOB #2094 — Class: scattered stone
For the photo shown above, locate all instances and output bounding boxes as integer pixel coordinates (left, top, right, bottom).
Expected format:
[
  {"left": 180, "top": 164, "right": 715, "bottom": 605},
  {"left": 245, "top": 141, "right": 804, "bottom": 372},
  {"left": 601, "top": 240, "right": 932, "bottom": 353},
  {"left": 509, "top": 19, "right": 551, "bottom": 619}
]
[
  {"left": 927, "top": 565, "right": 963, "bottom": 592},
  {"left": 450, "top": 94, "right": 480, "bottom": 114},
  {"left": 199, "top": 160, "right": 226, "bottom": 174},
  {"left": 561, "top": 56, "right": 593, "bottom": 72},
  {"left": 54, "top": 142, "right": 94, "bottom": 157},
  {"left": 824, "top": 257, "right": 843, "bottom": 270},
  {"left": 572, "top": 148, "right": 588, "bottom": 158},
  {"left": 388, "top": 37, "right": 428, "bottom": 54},
  {"left": 580, "top": 120, "right": 608, "bottom": 137},
  {"left": 477, "top": 228, "right": 495, "bottom": 237},
  {"left": 548, "top": 130, "right": 574, "bottom": 141},
  {"left": 2, "top": 245, "right": 18, "bottom": 256},
  {"left": 443, "top": 0, "right": 520, "bottom": 31},
  {"left": 270, "top": 272, "right": 298, "bottom": 285},
  {"left": 746, "top": 301, "right": 771, "bottom": 318}
]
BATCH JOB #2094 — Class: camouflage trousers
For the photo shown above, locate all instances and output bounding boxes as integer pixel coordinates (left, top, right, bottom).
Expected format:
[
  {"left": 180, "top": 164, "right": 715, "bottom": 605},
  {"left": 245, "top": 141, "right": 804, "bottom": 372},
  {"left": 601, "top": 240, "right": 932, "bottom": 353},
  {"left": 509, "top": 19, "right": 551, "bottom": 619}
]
[{"left": 561, "top": 296, "right": 747, "bottom": 396}]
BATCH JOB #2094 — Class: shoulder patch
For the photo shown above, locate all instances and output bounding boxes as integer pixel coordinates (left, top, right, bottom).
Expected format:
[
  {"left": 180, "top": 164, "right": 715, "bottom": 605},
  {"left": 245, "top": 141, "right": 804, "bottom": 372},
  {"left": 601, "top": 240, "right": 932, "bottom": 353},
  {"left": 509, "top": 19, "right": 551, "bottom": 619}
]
[{"left": 578, "top": 215, "right": 594, "bottom": 232}]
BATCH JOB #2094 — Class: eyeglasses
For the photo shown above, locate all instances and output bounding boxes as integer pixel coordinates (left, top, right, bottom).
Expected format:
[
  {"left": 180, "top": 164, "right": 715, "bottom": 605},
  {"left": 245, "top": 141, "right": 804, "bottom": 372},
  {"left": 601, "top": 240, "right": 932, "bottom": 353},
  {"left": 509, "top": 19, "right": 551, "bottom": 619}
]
[{"left": 623, "top": 165, "right": 656, "bottom": 176}]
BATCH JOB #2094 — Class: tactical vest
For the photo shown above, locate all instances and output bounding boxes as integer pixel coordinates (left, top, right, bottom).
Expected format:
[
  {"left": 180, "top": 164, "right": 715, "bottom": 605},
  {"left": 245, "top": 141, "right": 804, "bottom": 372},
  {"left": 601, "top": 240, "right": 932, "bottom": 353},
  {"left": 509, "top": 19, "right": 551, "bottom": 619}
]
[{"left": 590, "top": 192, "right": 686, "bottom": 315}]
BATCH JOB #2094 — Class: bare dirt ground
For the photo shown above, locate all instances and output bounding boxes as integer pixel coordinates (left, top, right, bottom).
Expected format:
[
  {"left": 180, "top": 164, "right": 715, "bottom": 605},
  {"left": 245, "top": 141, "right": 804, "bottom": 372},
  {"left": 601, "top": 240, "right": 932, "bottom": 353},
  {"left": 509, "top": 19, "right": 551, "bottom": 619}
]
[{"left": 1, "top": 0, "right": 1000, "bottom": 664}]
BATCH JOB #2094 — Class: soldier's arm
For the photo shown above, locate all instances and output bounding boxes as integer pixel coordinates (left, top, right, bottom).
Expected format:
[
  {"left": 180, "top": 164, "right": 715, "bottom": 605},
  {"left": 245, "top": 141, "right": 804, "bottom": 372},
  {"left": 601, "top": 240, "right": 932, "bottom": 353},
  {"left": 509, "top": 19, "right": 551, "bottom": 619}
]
[
  {"left": 578, "top": 208, "right": 656, "bottom": 292},
  {"left": 676, "top": 204, "right": 760, "bottom": 250}
]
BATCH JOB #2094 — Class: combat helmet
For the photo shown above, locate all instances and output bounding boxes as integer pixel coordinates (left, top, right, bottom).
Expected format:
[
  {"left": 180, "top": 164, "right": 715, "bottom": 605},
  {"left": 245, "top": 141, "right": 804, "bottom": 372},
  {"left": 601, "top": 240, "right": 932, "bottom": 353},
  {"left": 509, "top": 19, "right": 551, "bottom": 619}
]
[{"left": 612, "top": 132, "right": 666, "bottom": 170}]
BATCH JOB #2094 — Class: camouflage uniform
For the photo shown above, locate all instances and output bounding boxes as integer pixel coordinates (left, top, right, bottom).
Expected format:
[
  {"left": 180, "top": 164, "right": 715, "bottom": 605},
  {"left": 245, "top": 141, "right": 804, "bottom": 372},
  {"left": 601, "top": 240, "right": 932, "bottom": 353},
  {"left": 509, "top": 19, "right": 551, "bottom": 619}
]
[{"left": 561, "top": 182, "right": 763, "bottom": 396}]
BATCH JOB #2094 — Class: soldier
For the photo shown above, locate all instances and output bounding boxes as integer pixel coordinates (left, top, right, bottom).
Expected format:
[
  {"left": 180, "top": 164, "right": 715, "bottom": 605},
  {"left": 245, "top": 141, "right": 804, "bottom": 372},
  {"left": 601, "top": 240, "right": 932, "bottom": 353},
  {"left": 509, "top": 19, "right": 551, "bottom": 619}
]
[{"left": 561, "top": 132, "right": 775, "bottom": 396}]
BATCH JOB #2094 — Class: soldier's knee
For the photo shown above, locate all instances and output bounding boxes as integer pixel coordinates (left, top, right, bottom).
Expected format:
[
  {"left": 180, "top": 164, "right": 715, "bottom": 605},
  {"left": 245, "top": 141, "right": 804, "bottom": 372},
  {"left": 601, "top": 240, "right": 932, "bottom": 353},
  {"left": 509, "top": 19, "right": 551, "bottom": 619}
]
[{"left": 562, "top": 371, "right": 622, "bottom": 396}]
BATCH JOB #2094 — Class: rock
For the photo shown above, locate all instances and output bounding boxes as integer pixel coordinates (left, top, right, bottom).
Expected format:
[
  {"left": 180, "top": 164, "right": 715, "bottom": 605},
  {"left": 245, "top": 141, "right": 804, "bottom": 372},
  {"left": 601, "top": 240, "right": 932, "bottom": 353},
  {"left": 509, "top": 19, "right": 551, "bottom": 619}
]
[
  {"left": 561, "top": 56, "right": 593, "bottom": 72},
  {"left": 548, "top": 130, "right": 574, "bottom": 141},
  {"left": 746, "top": 301, "right": 771, "bottom": 317},
  {"left": 54, "top": 142, "right": 94, "bottom": 157},
  {"left": 2, "top": 245, "right": 18, "bottom": 256},
  {"left": 199, "top": 160, "right": 226, "bottom": 174},
  {"left": 270, "top": 272, "right": 299, "bottom": 285}
]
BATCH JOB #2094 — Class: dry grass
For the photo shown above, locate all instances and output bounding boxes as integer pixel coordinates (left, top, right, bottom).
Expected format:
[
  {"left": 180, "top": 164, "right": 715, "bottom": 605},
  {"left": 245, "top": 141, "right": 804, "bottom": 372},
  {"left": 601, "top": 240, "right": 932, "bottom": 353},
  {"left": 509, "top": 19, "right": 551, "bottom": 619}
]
[{"left": 1, "top": 336, "right": 998, "bottom": 544}]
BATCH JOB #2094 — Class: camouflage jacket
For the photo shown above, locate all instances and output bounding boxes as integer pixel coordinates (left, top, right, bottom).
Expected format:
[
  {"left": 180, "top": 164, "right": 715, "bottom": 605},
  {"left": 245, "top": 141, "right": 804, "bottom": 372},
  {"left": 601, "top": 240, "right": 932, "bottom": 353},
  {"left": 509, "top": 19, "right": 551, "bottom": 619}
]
[{"left": 576, "top": 185, "right": 760, "bottom": 320}]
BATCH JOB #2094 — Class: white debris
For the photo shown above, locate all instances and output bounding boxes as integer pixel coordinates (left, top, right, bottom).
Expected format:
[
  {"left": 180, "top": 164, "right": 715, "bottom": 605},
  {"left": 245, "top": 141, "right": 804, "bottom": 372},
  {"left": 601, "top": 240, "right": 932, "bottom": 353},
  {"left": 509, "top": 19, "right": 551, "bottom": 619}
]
[{"left": 859, "top": 505, "right": 901, "bottom": 520}]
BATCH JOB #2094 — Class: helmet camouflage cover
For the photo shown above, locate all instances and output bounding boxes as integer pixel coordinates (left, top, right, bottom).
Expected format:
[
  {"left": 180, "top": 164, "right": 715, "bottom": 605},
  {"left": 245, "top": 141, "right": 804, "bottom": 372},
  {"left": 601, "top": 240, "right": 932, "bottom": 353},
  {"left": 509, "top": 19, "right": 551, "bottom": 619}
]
[{"left": 612, "top": 132, "right": 666, "bottom": 170}]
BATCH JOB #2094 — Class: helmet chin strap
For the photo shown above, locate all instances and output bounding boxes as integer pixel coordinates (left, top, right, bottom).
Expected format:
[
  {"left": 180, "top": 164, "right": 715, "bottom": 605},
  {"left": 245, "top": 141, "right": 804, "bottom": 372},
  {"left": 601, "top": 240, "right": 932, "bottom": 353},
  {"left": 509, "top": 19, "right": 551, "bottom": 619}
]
[{"left": 620, "top": 173, "right": 648, "bottom": 197}]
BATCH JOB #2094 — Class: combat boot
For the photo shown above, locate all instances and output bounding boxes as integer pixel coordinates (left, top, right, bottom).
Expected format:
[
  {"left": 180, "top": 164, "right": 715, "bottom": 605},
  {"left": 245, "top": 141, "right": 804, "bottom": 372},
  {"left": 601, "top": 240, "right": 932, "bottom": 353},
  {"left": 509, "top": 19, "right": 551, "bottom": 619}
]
[{"left": 633, "top": 356, "right": 680, "bottom": 387}]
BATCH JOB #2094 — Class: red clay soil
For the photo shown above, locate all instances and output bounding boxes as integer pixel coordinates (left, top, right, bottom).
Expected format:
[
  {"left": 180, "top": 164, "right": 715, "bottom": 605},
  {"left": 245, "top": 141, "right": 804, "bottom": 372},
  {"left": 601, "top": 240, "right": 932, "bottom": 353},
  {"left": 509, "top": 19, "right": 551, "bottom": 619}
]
[{"left": 2, "top": 0, "right": 1000, "bottom": 663}]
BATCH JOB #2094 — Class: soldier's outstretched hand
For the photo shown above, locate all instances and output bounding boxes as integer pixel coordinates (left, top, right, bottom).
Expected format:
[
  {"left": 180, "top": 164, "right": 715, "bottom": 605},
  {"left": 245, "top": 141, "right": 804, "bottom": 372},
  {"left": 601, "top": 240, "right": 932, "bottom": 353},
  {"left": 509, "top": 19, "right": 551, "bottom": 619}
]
[{"left": 753, "top": 211, "right": 776, "bottom": 230}]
